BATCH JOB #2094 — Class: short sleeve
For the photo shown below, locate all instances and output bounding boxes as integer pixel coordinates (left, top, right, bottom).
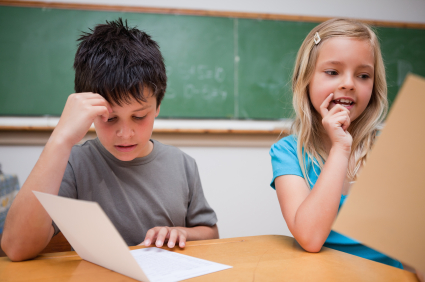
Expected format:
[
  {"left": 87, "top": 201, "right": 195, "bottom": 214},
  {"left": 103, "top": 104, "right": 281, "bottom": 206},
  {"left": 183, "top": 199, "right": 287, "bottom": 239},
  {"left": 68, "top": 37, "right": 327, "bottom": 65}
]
[
  {"left": 270, "top": 135, "right": 304, "bottom": 189},
  {"left": 52, "top": 161, "right": 78, "bottom": 235},
  {"left": 185, "top": 161, "right": 217, "bottom": 228}
]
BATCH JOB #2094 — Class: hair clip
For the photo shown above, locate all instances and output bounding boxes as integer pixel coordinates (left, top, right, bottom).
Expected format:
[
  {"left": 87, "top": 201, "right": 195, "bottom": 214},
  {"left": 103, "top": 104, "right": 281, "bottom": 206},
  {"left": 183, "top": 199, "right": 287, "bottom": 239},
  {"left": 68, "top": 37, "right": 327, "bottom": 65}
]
[{"left": 314, "top": 32, "right": 321, "bottom": 45}]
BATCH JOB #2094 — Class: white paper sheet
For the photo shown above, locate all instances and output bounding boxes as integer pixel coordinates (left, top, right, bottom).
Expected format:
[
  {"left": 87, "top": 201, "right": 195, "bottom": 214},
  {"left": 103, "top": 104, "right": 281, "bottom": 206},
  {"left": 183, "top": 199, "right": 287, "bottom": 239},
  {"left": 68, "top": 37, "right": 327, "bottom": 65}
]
[
  {"left": 131, "top": 248, "right": 232, "bottom": 282},
  {"left": 33, "top": 191, "right": 232, "bottom": 281}
]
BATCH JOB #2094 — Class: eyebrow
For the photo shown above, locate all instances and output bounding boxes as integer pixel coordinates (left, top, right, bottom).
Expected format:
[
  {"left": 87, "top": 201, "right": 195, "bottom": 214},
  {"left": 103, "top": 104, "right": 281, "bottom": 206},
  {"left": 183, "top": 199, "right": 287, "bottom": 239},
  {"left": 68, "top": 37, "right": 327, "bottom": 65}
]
[
  {"left": 110, "top": 104, "right": 152, "bottom": 114},
  {"left": 132, "top": 105, "right": 151, "bottom": 112},
  {"left": 324, "top": 61, "right": 343, "bottom": 66},
  {"left": 321, "top": 61, "right": 374, "bottom": 70},
  {"left": 358, "top": 64, "right": 374, "bottom": 71}
]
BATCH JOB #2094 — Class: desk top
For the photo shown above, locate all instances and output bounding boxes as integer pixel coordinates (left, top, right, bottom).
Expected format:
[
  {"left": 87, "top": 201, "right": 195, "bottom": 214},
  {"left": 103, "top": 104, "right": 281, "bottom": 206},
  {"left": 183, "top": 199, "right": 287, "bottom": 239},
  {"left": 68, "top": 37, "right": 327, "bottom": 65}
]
[{"left": 0, "top": 235, "right": 417, "bottom": 282}]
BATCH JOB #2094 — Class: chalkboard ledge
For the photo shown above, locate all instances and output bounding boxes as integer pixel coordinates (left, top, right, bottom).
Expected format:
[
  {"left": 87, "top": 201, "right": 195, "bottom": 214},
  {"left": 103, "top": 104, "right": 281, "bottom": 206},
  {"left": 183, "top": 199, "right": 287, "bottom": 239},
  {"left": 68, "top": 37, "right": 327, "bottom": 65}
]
[
  {"left": 0, "top": 117, "right": 291, "bottom": 135},
  {"left": 0, "top": 117, "right": 290, "bottom": 147}
]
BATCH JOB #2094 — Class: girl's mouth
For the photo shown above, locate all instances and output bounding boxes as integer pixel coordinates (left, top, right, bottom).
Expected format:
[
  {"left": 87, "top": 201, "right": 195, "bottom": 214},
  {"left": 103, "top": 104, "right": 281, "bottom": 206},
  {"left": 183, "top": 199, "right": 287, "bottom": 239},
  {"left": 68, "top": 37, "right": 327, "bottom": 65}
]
[{"left": 332, "top": 98, "right": 354, "bottom": 109}]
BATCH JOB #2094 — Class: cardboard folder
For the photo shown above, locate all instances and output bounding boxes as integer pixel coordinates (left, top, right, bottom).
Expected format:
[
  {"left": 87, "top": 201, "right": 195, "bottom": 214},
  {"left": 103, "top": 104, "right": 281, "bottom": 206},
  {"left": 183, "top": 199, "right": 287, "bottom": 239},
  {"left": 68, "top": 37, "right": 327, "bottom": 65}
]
[{"left": 333, "top": 74, "right": 425, "bottom": 271}]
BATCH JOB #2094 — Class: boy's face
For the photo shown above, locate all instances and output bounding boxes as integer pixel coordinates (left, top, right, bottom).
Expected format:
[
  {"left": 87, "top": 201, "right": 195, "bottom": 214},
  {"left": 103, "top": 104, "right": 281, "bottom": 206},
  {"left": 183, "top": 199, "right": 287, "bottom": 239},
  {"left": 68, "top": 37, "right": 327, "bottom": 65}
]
[{"left": 93, "top": 92, "right": 160, "bottom": 161}]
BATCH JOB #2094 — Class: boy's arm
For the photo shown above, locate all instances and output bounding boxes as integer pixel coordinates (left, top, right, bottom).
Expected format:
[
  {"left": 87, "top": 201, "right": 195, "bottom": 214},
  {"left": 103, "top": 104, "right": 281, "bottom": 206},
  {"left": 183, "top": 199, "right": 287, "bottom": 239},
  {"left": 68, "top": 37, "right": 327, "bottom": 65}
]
[
  {"left": 1, "top": 93, "right": 111, "bottom": 261},
  {"left": 142, "top": 224, "right": 219, "bottom": 248}
]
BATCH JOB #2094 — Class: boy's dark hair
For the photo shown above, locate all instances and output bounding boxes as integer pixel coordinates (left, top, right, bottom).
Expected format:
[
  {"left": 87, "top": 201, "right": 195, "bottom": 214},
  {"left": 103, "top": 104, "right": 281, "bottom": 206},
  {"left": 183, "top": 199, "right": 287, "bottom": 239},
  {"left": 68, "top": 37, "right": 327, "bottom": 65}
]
[{"left": 74, "top": 18, "right": 167, "bottom": 107}]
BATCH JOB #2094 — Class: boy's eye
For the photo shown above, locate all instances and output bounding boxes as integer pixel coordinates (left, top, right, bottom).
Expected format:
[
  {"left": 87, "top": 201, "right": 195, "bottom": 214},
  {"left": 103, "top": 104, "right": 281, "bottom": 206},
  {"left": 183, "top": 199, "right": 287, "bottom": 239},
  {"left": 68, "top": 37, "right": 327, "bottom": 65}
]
[
  {"left": 325, "top": 70, "right": 338, "bottom": 76},
  {"left": 134, "top": 115, "right": 146, "bottom": 120},
  {"left": 107, "top": 117, "right": 117, "bottom": 122}
]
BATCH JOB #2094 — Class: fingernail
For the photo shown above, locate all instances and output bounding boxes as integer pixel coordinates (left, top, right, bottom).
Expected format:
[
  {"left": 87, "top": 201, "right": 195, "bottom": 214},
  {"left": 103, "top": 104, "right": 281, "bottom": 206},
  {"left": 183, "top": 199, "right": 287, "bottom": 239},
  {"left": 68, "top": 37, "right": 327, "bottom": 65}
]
[
  {"left": 168, "top": 242, "right": 175, "bottom": 248},
  {"left": 144, "top": 240, "right": 150, "bottom": 246},
  {"left": 180, "top": 242, "right": 185, "bottom": 248},
  {"left": 156, "top": 241, "right": 162, "bottom": 247}
]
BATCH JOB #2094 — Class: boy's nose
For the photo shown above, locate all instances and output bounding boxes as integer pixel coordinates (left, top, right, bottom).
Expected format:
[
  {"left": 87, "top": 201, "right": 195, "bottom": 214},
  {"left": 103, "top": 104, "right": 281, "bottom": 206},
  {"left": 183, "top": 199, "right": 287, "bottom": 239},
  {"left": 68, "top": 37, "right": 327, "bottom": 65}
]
[{"left": 117, "top": 125, "right": 135, "bottom": 138}]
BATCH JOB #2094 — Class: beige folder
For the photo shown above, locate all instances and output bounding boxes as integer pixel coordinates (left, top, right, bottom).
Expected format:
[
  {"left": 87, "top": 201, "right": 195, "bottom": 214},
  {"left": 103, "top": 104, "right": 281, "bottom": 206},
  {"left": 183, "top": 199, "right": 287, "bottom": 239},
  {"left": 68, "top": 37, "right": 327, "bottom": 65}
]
[{"left": 333, "top": 74, "right": 425, "bottom": 271}]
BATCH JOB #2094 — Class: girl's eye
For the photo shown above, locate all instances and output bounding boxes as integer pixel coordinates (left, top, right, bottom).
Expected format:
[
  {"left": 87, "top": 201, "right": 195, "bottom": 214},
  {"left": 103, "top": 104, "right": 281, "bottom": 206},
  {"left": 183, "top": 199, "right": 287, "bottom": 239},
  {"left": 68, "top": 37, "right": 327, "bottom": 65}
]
[
  {"left": 107, "top": 117, "right": 117, "bottom": 122},
  {"left": 325, "top": 70, "right": 338, "bottom": 76},
  {"left": 359, "top": 74, "right": 371, "bottom": 79},
  {"left": 134, "top": 116, "right": 146, "bottom": 120}
]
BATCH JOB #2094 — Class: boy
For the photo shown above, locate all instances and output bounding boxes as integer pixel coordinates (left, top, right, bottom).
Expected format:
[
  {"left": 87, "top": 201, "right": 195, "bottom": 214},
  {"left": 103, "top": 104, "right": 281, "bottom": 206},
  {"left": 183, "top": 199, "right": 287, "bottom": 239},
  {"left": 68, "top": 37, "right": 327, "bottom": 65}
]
[{"left": 1, "top": 18, "right": 218, "bottom": 261}]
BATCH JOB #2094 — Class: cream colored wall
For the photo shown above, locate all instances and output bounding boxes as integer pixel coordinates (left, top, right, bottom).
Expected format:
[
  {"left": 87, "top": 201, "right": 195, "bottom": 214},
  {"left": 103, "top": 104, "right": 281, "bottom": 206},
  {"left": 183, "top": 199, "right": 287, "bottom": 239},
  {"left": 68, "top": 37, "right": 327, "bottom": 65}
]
[{"left": 179, "top": 146, "right": 288, "bottom": 238}]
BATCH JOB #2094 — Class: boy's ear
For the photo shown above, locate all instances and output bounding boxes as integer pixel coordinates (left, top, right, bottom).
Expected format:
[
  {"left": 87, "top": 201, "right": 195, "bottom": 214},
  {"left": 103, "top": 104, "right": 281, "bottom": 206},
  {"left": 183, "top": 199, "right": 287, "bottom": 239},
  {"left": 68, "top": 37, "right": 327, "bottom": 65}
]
[{"left": 155, "top": 105, "right": 161, "bottom": 118}]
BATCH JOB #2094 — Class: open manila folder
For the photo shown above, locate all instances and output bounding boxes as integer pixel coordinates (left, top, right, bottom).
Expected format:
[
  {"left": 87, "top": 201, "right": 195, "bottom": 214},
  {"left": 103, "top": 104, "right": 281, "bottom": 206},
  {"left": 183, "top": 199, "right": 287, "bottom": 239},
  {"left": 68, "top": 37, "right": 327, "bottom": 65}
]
[{"left": 333, "top": 74, "right": 425, "bottom": 272}]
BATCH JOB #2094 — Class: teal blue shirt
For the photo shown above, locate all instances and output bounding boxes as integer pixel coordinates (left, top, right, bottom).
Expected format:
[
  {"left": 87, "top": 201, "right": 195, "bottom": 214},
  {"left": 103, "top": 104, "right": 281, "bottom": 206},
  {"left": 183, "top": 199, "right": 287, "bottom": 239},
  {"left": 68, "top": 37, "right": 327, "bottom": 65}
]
[{"left": 270, "top": 135, "right": 402, "bottom": 268}]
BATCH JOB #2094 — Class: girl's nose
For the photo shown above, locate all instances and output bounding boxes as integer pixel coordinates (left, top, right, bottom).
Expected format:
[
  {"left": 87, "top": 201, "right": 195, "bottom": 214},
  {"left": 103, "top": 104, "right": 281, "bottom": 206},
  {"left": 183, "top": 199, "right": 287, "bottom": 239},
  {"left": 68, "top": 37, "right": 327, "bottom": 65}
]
[
  {"left": 339, "top": 74, "right": 355, "bottom": 91},
  {"left": 117, "top": 125, "right": 135, "bottom": 138}
]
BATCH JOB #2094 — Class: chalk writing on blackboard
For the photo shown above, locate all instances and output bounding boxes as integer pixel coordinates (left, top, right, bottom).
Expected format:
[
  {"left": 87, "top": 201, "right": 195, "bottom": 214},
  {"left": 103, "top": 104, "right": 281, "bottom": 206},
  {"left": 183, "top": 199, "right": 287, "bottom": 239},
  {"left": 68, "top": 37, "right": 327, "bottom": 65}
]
[
  {"left": 176, "top": 64, "right": 226, "bottom": 83},
  {"left": 163, "top": 64, "right": 228, "bottom": 101},
  {"left": 183, "top": 84, "right": 227, "bottom": 100}
]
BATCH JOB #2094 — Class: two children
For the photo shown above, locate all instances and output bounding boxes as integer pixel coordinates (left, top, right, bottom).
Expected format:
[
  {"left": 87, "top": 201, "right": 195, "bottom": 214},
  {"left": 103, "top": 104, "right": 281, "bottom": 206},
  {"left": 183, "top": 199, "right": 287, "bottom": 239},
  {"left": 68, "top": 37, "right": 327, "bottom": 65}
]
[
  {"left": 1, "top": 16, "right": 406, "bottom": 270},
  {"left": 1, "top": 19, "right": 218, "bottom": 261},
  {"left": 270, "top": 18, "right": 402, "bottom": 268}
]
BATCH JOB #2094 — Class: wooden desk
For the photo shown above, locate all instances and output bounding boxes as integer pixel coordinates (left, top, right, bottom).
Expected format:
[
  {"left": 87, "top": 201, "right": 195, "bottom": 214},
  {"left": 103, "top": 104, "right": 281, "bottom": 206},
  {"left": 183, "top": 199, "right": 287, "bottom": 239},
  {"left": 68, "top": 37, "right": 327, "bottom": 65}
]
[{"left": 0, "top": 235, "right": 417, "bottom": 282}]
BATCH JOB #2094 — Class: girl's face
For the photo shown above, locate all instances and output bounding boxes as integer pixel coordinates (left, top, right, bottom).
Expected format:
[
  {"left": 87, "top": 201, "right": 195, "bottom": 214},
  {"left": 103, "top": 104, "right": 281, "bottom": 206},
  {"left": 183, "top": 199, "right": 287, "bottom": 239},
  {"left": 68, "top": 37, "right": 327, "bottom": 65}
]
[{"left": 308, "top": 37, "right": 375, "bottom": 122}]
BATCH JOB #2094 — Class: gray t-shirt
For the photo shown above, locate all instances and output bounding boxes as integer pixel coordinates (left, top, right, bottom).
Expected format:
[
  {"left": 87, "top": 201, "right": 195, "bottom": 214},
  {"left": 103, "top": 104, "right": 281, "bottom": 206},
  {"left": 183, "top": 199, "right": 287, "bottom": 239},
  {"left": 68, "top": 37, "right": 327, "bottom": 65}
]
[{"left": 53, "top": 138, "right": 217, "bottom": 246}]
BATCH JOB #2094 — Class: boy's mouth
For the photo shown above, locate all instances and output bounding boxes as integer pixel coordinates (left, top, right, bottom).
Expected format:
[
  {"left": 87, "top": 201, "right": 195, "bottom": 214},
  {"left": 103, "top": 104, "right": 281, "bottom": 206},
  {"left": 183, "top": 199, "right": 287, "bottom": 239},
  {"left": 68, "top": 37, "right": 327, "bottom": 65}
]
[{"left": 115, "top": 144, "right": 137, "bottom": 152}]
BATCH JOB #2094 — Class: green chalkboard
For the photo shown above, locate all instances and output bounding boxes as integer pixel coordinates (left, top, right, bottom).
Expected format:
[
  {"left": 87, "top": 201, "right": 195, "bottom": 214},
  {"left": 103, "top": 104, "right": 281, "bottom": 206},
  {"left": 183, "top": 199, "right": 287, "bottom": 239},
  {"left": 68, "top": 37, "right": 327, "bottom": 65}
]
[{"left": 1, "top": 6, "right": 425, "bottom": 119}]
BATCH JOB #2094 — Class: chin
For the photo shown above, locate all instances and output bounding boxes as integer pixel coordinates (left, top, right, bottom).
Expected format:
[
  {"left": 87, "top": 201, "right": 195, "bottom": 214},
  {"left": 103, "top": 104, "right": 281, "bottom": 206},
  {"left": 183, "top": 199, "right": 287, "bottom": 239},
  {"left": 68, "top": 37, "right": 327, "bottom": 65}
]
[{"left": 113, "top": 153, "right": 137, "bottom": 162}]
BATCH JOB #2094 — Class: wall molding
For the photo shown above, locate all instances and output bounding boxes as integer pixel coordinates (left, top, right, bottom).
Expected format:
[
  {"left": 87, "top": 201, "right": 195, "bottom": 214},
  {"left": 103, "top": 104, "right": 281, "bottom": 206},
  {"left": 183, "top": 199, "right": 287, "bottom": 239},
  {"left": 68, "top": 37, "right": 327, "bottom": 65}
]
[
  {"left": 0, "top": 129, "right": 286, "bottom": 147},
  {"left": 1, "top": 0, "right": 424, "bottom": 29},
  {"left": 0, "top": 117, "right": 292, "bottom": 135}
]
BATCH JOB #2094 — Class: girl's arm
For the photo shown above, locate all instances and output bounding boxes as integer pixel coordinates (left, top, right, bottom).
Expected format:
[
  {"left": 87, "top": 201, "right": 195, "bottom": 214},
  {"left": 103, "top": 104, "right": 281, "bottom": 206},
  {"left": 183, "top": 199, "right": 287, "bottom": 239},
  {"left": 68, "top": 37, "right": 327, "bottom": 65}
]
[
  {"left": 276, "top": 93, "right": 352, "bottom": 252},
  {"left": 1, "top": 93, "right": 111, "bottom": 261},
  {"left": 275, "top": 146, "right": 349, "bottom": 252}
]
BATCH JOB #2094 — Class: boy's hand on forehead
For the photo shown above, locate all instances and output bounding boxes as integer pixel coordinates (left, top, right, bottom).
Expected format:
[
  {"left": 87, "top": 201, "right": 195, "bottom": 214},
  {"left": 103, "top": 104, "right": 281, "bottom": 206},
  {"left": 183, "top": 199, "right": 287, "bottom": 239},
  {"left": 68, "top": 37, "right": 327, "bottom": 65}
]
[
  {"left": 52, "top": 93, "right": 112, "bottom": 148},
  {"left": 320, "top": 93, "right": 352, "bottom": 152},
  {"left": 141, "top": 226, "right": 188, "bottom": 249}
]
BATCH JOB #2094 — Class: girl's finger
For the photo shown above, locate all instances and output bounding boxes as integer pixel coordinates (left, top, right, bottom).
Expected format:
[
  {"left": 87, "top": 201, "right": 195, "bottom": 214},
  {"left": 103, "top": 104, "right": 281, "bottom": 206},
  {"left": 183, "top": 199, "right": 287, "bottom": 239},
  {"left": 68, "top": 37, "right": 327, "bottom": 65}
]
[
  {"left": 330, "top": 111, "right": 350, "bottom": 120},
  {"left": 342, "top": 115, "right": 351, "bottom": 131},
  {"left": 334, "top": 115, "right": 351, "bottom": 131},
  {"left": 323, "top": 110, "right": 349, "bottom": 128},
  {"left": 319, "top": 93, "right": 334, "bottom": 118},
  {"left": 327, "top": 103, "right": 350, "bottom": 116}
]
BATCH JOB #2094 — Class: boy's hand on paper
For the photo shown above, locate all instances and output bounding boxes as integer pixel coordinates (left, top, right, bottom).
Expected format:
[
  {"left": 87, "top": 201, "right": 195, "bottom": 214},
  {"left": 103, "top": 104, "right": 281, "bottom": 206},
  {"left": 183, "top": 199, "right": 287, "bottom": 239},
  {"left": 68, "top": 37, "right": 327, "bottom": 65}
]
[
  {"left": 142, "top": 226, "right": 188, "bottom": 249},
  {"left": 320, "top": 93, "right": 352, "bottom": 153},
  {"left": 52, "top": 93, "right": 112, "bottom": 148}
]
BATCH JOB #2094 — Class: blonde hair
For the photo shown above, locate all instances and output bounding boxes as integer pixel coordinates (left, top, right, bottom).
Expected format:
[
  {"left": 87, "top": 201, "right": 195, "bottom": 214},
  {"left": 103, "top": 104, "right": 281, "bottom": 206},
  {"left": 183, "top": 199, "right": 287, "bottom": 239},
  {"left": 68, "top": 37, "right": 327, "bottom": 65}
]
[{"left": 291, "top": 18, "right": 388, "bottom": 187}]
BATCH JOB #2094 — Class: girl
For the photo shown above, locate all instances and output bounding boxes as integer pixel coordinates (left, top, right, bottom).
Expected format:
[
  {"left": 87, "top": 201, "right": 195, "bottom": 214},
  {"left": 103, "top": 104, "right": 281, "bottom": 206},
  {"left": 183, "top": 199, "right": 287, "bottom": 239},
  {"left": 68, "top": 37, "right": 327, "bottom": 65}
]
[{"left": 270, "top": 18, "right": 403, "bottom": 268}]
